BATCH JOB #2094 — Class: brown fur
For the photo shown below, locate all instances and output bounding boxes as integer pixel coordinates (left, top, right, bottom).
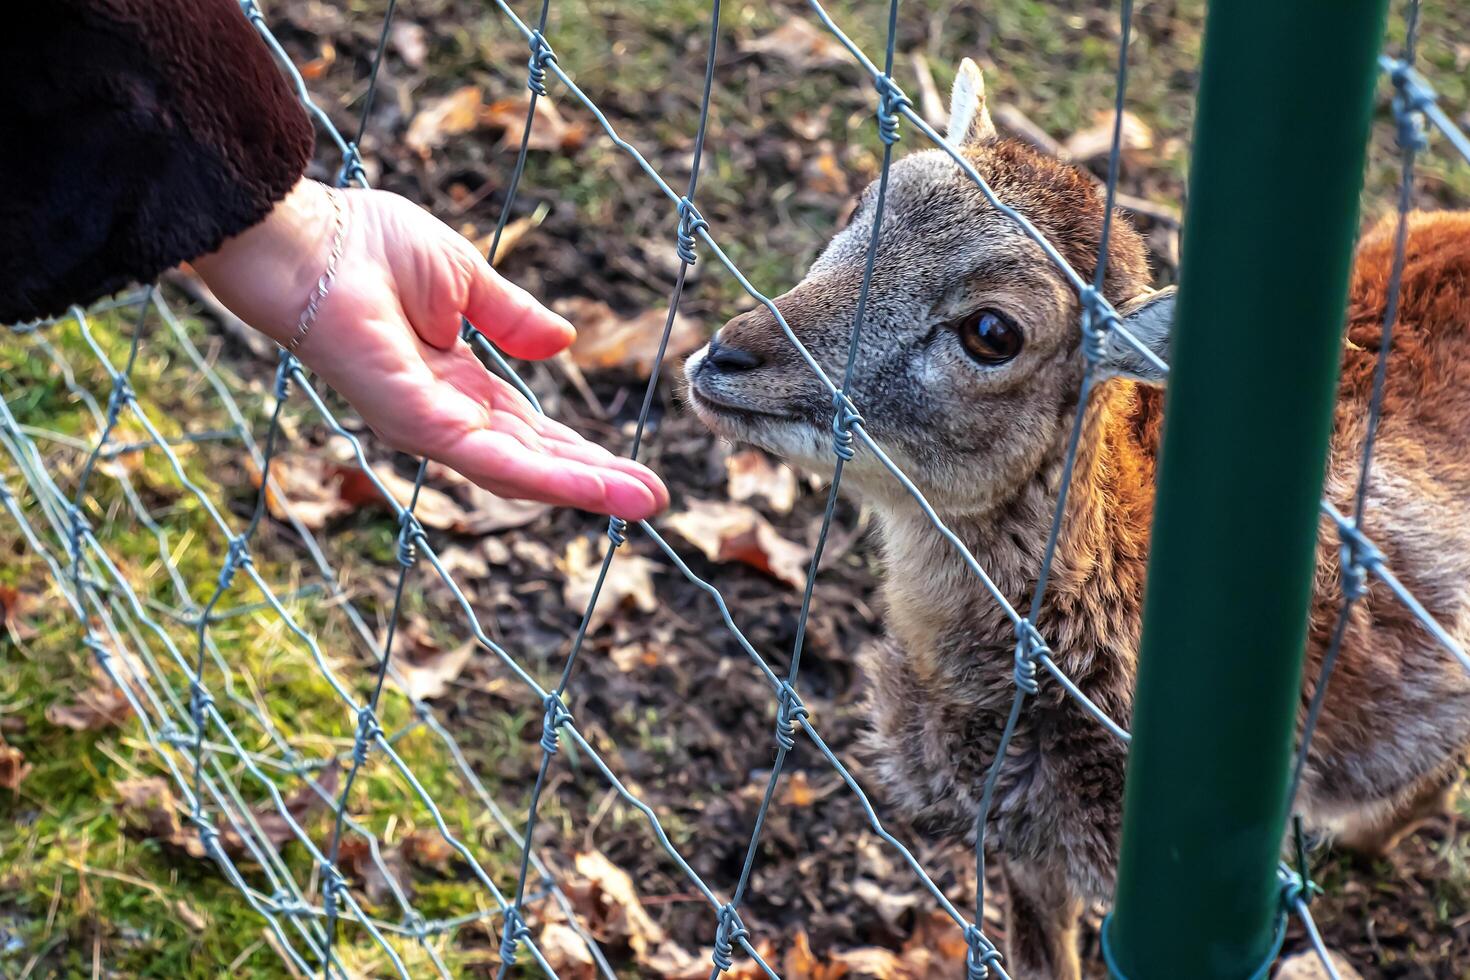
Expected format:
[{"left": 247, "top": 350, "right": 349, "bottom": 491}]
[{"left": 685, "top": 103, "right": 1470, "bottom": 976}]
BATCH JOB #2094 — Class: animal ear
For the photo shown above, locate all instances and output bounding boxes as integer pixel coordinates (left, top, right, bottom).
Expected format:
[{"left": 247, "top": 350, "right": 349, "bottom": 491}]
[
  {"left": 1102, "top": 286, "right": 1175, "bottom": 384},
  {"left": 947, "top": 58, "right": 996, "bottom": 147}
]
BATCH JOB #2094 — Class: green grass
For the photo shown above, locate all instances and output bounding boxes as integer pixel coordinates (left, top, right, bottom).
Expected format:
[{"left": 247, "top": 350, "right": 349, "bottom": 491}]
[{"left": 0, "top": 304, "right": 548, "bottom": 976}]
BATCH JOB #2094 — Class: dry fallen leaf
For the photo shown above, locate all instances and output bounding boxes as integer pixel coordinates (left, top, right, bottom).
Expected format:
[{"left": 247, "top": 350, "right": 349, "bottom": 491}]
[
  {"left": 0, "top": 585, "right": 39, "bottom": 641},
  {"left": 45, "top": 657, "right": 134, "bottom": 731},
  {"left": 893, "top": 910, "right": 973, "bottom": 978},
  {"left": 786, "top": 930, "right": 905, "bottom": 980},
  {"left": 299, "top": 40, "right": 337, "bottom": 81},
  {"left": 0, "top": 734, "right": 31, "bottom": 790},
  {"left": 609, "top": 642, "right": 662, "bottom": 673},
  {"left": 1275, "top": 950, "right": 1365, "bottom": 980},
  {"left": 250, "top": 453, "right": 352, "bottom": 530},
  {"left": 665, "top": 499, "right": 812, "bottom": 589},
  {"left": 566, "top": 850, "right": 772, "bottom": 977},
  {"left": 390, "top": 21, "right": 429, "bottom": 69},
  {"left": 782, "top": 770, "right": 818, "bottom": 807},
  {"left": 455, "top": 484, "right": 552, "bottom": 534},
  {"left": 538, "top": 922, "right": 597, "bottom": 978},
  {"left": 573, "top": 851, "right": 665, "bottom": 957},
  {"left": 1061, "top": 109, "right": 1154, "bottom": 164},
  {"left": 338, "top": 836, "right": 412, "bottom": 907},
  {"left": 435, "top": 544, "right": 490, "bottom": 581},
  {"left": 512, "top": 538, "right": 558, "bottom": 572},
  {"left": 115, "top": 770, "right": 338, "bottom": 860},
  {"left": 726, "top": 449, "right": 798, "bottom": 515},
  {"left": 552, "top": 297, "right": 705, "bottom": 378},
  {"left": 465, "top": 206, "right": 548, "bottom": 266},
  {"left": 741, "top": 18, "right": 851, "bottom": 73},
  {"left": 401, "top": 829, "right": 456, "bottom": 872},
  {"left": 394, "top": 640, "right": 476, "bottom": 701},
  {"left": 406, "top": 85, "right": 485, "bottom": 158},
  {"left": 802, "top": 144, "right": 849, "bottom": 198},
  {"left": 116, "top": 777, "right": 206, "bottom": 858},
  {"left": 481, "top": 94, "right": 589, "bottom": 153},
  {"left": 851, "top": 878, "right": 922, "bottom": 931},
  {"left": 262, "top": 452, "right": 550, "bottom": 535},
  {"left": 334, "top": 465, "right": 466, "bottom": 532},
  {"left": 561, "top": 536, "right": 659, "bottom": 633}
]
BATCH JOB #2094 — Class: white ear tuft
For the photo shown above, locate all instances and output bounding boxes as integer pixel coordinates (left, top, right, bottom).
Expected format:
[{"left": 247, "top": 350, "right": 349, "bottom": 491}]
[
  {"left": 1101, "top": 286, "right": 1175, "bottom": 384},
  {"left": 947, "top": 58, "right": 996, "bottom": 147}
]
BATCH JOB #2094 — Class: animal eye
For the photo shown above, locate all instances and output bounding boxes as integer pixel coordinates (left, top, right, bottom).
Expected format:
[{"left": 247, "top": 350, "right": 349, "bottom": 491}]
[{"left": 955, "top": 309, "right": 1024, "bottom": 365}]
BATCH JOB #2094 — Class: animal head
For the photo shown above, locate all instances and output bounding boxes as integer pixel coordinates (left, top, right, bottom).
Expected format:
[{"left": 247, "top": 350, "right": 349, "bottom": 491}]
[{"left": 685, "top": 59, "right": 1172, "bottom": 516}]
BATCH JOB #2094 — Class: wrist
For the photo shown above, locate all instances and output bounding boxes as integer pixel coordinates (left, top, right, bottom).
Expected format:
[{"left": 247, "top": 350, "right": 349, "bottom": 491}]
[{"left": 192, "top": 178, "right": 342, "bottom": 346}]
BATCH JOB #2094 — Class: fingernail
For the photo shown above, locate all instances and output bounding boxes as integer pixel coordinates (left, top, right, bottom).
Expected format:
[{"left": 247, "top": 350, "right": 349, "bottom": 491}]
[
  {"left": 639, "top": 468, "right": 671, "bottom": 508},
  {"left": 605, "top": 474, "right": 658, "bottom": 520}
]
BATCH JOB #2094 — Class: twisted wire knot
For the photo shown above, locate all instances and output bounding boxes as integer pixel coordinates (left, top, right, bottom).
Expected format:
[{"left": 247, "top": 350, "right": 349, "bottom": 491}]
[
  {"left": 527, "top": 31, "right": 557, "bottom": 96},
  {"left": 675, "top": 196, "right": 708, "bottom": 265},
  {"left": 774, "top": 681, "right": 808, "bottom": 752},
  {"left": 1278, "top": 867, "right": 1322, "bottom": 910},
  {"left": 321, "top": 865, "right": 348, "bottom": 910},
  {"left": 1013, "top": 620, "right": 1048, "bottom": 696},
  {"left": 607, "top": 516, "right": 628, "bottom": 548},
  {"left": 401, "top": 909, "right": 430, "bottom": 939},
  {"left": 1078, "top": 286, "right": 1119, "bottom": 366},
  {"left": 499, "top": 907, "right": 530, "bottom": 965},
  {"left": 396, "top": 512, "right": 422, "bottom": 567},
  {"left": 964, "top": 924, "right": 1004, "bottom": 979},
  {"left": 65, "top": 504, "right": 91, "bottom": 558},
  {"left": 239, "top": 0, "right": 263, "bottom": 21},
  {"left": 105, "top": 379, "right": 135, "bottom": 423},
  {"left": 274, "top": 351, "right": 296, "bottom": 399},
  {"left": 337, "top": 142, "right": 368, "bottom": 188},
  {"left": 540, "top": 693, "right": 573, "bottom": 754},
  {"left": 269, "top": 889, "right": 306, "bottom": 917},
  {"left": 82, "top": 632, "right": 111, "bottom": 663},
  {"left": 218, "top": 534, "right": 252, "bottom": 590},
  {"left": 831, "top": 391, "right": 864, "bottom": 461},
  {"left": 712, "top": 903, "right": 748, "bottom": 972},
  {"left": 190, "top": 679, "right": 216, "bottom": 722},
  {"left": 873, "top": 74, "right": 912, "bottom": 145},
  {"left": 353, "top": 706, "right": 383, "bottom": 766},
  {"left": 195, "top": 820, "right": 221, "bottom": 856},
  {"left": 1389, "top": 61, "right": 1434, "bottom": 154},
  {"left": 1337, "top": 523, "right": 1382, "bottom": 603}
]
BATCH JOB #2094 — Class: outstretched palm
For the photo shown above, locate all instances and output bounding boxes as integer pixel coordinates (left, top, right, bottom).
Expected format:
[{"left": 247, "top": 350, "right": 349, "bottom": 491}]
[{"left": 196, "top": 181, "right": 668, "bottom": 520}]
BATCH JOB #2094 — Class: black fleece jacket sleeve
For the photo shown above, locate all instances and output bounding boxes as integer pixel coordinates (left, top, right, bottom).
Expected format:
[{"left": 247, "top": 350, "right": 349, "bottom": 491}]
[{"left": 0, "top": 0, "right": 315, "bottom": 323}]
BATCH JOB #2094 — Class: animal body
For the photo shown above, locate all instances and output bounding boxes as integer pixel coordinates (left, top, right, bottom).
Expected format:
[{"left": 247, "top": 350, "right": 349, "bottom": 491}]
[{"left": 684, "top": 58, "right": 1470, "bottom": 979}]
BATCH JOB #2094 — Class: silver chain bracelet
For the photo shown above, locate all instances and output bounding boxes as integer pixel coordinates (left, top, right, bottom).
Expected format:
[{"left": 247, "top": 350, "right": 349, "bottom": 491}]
[{"left": 281, "top": 186, "right": 348, "bottom": 354}]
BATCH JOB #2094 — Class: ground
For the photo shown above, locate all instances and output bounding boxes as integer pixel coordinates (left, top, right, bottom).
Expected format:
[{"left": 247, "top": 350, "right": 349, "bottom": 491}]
[{"left": 2, "top": 0, "right": 1470, "bottom": 978}]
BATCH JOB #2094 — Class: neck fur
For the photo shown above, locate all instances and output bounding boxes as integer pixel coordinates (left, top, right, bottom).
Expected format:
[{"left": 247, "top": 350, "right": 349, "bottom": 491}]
[{"left": 871, "top": 381, "right": 1161, "bottom": 692}]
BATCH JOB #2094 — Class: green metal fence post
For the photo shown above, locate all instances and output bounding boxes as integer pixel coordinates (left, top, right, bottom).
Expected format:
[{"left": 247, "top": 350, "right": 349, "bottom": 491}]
[{"left": 1106, "top": 1, "right": 1390, "bottom": 976}]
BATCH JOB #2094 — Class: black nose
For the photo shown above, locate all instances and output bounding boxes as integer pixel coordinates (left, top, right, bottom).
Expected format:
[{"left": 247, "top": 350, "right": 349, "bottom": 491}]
[{"left": 704, "top": 336, "right": 764, "bottom": 373}]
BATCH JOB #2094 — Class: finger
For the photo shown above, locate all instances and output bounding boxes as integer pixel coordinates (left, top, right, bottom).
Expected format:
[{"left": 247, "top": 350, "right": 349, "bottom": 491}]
[
  {"left": 459, "top": 242, "right": 576, "bottom": 361},
  {"left": 539, "top": 438, "right": 670, "bottom": 510},
  {"left": 443, "top": 429, "right": 662, "bottom": 520}
]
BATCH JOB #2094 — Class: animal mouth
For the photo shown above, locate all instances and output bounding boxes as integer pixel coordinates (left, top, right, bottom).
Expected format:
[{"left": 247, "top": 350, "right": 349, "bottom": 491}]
[{"left": 685, "top": 381, "right": 798, "bottom": 423}]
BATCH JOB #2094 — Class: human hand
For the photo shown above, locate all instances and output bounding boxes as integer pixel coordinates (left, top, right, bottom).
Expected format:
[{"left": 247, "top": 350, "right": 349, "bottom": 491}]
[{"left": 192, "top": 178, "right": 668, "bottom": 520}]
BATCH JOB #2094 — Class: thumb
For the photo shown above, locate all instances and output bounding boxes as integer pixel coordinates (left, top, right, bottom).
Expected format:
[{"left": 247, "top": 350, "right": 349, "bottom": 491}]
[{"left": 459, "top": 241, "right": 576, "bottom": 360}]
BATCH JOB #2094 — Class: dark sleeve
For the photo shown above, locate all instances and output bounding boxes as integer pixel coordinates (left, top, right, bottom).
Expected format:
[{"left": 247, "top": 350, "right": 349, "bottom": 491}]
[{"left": 0, "top": 0, "right": 315, "bottom": 323}]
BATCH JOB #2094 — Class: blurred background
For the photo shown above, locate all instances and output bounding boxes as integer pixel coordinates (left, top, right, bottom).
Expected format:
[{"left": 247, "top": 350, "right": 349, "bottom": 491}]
[{"left": 2, "top": 0, "right": 1469, "bottom": 976}]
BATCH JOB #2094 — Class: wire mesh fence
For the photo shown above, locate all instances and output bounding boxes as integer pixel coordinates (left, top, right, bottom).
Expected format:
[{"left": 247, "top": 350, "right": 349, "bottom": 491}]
[{"left": 1, "top": 0, "right": 1468, "bottom": 976}]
